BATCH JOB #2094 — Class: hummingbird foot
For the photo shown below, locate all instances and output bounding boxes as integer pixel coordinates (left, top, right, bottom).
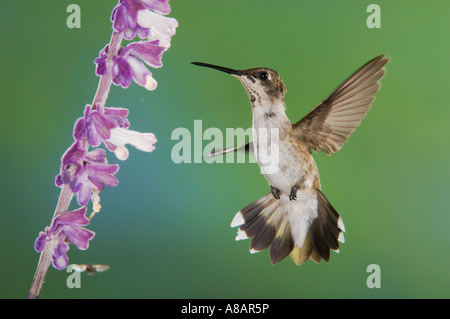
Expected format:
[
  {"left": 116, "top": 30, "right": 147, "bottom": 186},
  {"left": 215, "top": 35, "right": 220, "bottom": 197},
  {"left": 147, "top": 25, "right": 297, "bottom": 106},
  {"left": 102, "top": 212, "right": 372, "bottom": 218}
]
[
  {"left": 270, "top": 186, "right": 281, "bottom": 200},
  {"left": 289, "top": 184, "right": 299, "bottom": 201}
]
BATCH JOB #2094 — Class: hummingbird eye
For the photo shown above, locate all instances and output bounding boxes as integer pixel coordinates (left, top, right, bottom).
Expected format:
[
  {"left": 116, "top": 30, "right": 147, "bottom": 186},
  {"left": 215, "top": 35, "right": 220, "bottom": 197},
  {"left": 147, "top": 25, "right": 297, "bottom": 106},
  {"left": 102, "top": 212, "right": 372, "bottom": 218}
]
[{"left": 257, "top": 71, "right": 268, "bottom": 81}]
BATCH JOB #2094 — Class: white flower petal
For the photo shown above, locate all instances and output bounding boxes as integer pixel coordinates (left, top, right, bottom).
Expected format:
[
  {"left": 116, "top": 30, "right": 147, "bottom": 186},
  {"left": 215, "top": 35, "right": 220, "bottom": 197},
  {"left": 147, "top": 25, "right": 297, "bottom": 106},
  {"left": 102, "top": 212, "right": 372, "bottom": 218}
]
[
  {"left": 109, "top": 128, "right": 157, "bottom": 155},
  {"left": 89, "top": 190, "right": 102, "bottom": 220},
  {"left": 114, "top": 145, "right": 129, "bottom": 161},
  {"left": 145, "top": 75, "right": 157, "bottom": 90},
  {"left": 148, "top": 27, "right": 171, "bottom": 48},
  {"left": 137, "top": 10, "right": 178, "bottom": 38}
]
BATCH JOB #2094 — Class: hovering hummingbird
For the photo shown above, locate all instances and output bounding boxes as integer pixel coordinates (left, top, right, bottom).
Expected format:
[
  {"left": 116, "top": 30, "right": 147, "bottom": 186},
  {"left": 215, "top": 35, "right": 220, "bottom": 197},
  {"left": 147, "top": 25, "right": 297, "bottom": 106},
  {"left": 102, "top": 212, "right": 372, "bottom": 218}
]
[
  {"left": 192, "top": 55, "right": 389, "bottom": 265},
  {"left": 73, "top": 264, "right": 110, "bottom": 275}
]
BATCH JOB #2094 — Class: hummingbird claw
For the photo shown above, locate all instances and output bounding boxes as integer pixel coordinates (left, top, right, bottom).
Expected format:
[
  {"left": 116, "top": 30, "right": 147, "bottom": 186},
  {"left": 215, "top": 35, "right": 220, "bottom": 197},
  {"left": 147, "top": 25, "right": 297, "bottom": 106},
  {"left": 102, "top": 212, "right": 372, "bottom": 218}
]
[
  {"left": 270, "top": 186, "right": 281, "bottom": 200},
  {"left": 289, "top": 184, "right": 299, "bottom": 201}
]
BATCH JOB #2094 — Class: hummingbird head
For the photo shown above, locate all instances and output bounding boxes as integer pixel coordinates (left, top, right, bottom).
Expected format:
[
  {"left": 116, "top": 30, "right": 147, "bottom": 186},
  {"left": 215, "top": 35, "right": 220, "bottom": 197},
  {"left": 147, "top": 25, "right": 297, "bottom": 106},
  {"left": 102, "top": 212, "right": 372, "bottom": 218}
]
[{"left": 192, "top": 62, "right": 287, "bottom": 106}]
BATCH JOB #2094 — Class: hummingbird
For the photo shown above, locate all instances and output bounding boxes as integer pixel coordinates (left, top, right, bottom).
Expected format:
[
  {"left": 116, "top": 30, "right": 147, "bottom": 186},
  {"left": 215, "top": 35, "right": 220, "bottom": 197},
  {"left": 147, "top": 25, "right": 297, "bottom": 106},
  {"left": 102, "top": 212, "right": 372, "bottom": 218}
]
[
  {"left": 192, "top": 55, "right": 389, "bottom": 265},
  {"left": 72, "top": 264, "right": 110, "bottom": 275}
]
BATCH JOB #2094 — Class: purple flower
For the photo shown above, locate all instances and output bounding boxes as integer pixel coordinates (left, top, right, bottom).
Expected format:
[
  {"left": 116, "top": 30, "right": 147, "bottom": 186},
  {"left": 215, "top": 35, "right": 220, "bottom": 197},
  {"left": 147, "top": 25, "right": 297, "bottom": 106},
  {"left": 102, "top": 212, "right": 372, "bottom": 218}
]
[
  {"left": 124, "top": 41, "right": 166, "bottom": 68},
  {"left": 115, "top": 41, "right": 166, "bottom": 89},
  {"left": 34, "top": 207, "right": 95, "bottom": 270},
  {"left": 55, "top": 141, "right": 85, "bottom": 186},
  {"left": 141, "top": 0, "right": 172, "bottom": 15},
  {"left": 70, "top": 149, "right": 119, "bottom": 206},
  {"left": 112, "top": 1, "right": 149, "bottom": 40},
  {"left": 94, "top": 48, "right": 108, "bottom": 77},
  {"left": 95, "top": 0, "right": 177, "bottom": 90},
  {"left": 112, "top": 0, "right": 174, "bottom": 41},
  {"left": 72, "top": 103, "right": 156, "bottom": 161},
  {"left": 56, "top": 141, "right": 119, "bottom": 206},
  {"left": 29, "top": 1, "right": 178, "bottom": 298},
  {"left": 95, "top": 41, "right": 167, "bottom": 90},
  {"left": 74, "top": 104, "right": 130, "bottom": 147}
]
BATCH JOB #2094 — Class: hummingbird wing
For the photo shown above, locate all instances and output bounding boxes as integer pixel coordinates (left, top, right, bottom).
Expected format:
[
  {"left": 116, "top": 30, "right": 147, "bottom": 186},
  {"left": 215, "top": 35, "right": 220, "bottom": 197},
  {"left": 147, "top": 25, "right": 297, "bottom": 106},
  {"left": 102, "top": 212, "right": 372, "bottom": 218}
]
[
  {"left": 92, "top": 264, "right": 110, "bottom": 272},
  {"left": 72, "top": 264, "right": 88, "bottom": 272},
  {"left": 292, "top": 55, "right": 389, "bottom": 155}
]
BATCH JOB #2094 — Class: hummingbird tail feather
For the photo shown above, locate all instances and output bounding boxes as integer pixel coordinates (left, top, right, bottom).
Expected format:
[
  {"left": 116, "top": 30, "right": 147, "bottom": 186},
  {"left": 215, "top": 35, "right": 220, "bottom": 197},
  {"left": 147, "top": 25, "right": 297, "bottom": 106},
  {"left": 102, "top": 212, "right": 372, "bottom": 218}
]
[
  {"left": 231, "top": 190, "right": 345, "bottom": 265},
  {"left": 290, "top": 190, "right": 345, "bottom": 265}
]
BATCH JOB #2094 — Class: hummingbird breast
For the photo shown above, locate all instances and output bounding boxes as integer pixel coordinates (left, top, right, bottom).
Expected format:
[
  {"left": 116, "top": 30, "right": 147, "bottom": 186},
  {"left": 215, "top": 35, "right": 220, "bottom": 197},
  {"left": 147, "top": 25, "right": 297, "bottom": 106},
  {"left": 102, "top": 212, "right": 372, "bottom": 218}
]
[
  {"left": 269, "top": 136, "right": 319, "bottom": 195},
  {"left": 253, "top": 113, "right": 320, "bottom": 196}
]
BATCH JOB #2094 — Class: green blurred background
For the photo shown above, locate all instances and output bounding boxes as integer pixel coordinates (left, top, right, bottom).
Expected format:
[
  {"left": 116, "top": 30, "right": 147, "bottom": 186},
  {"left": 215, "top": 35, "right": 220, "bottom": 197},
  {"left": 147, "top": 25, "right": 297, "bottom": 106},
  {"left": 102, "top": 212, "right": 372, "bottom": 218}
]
[{"left": 1, "top": 0, "right": 449, "bottom": 299}]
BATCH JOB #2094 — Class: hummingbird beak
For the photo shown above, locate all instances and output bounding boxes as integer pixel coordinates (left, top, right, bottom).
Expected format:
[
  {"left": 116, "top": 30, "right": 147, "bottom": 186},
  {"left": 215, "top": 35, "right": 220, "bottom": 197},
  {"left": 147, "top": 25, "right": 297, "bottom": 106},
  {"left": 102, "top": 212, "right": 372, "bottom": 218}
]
[{"left": 191, "top": 62, "right": 242, "bottom": 76}]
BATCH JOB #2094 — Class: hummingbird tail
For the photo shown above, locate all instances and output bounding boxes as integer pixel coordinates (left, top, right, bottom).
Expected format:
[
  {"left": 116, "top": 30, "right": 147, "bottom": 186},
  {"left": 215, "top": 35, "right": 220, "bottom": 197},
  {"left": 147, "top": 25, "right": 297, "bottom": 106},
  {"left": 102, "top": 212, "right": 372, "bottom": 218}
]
[
  {"left": 230, "top": 190, "right": 345, "bottom": 265},
  {"left": 290, "top": 190, "right": 345, "bottom": 265}
]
